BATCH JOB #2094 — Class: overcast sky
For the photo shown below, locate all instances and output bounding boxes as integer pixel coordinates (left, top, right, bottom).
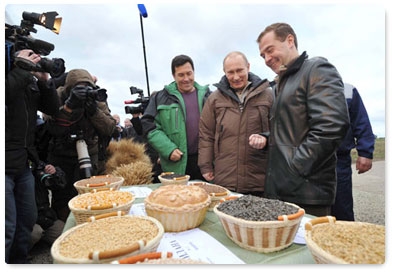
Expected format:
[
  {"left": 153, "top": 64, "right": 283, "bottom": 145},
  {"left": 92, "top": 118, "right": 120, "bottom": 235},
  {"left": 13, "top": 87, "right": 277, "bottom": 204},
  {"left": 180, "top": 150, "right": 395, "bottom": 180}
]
[{"left": 4, "top": 1, "right": 387, "bottom": 138}]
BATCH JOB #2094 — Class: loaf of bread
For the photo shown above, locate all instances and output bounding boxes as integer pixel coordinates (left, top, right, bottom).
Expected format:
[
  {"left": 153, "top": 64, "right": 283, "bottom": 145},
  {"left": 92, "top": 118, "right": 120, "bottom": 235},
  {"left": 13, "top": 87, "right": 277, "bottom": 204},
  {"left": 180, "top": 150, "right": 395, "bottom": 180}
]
[{"left": 144, "top": 184, "right": 211, "bottom": 232}]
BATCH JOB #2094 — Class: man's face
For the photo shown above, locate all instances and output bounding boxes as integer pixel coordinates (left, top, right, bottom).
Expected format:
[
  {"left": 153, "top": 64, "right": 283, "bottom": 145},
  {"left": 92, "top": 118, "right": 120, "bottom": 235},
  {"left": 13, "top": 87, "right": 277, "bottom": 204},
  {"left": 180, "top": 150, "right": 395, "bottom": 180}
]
[
  {"left": 258, "top": 30, "right": 294, "bottom": 74},
  {"left": 173, "top": 62, "right": 195, "bottom": 93},
  {"left": 224, "top": 54, "right": 250, "bottom": 91}
]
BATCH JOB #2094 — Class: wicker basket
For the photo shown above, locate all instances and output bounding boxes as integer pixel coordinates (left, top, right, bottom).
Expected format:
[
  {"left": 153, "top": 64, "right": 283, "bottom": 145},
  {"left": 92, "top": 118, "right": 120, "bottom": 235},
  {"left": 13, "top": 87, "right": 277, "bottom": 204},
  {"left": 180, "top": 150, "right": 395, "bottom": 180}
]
[
  {"left": 51, "top": 215, "right": 164, "bottom": 264},
  {"left": 144, "top": 185, "right": 211, "bottom": 232},
  {"left": 74, "top": 175, "right": 124, "bottom": 194},
  {"left": 189, "top": 182, "right": 230, "bottom": 211},
  {"left": 158, "top": 172, "right": 190, "bottom": 186},
  {"left": 68, "top": 189, "right": 135, "bottom": 225},
  {"left": 304, "top": 216, "right": 385, "bottom": 264},
  {"left": 213, "top": 202, "right": 305, "bottom": 253}
]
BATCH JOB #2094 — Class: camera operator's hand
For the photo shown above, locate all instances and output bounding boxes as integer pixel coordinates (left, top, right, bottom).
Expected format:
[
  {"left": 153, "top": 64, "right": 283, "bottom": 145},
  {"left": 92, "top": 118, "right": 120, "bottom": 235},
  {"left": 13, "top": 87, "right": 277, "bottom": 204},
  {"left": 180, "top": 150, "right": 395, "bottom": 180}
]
[
  {"left": 85, "top": 96, "right": 97, "bottom": 116},
  {"left": 44, "top": 164, "right": 56, "bottom": 175},
  {"left": 16, "top": 49, "right": 41, "bottom": 64},
  {"left": 65, "top": 85, "right": 88, "bottom": 110}
]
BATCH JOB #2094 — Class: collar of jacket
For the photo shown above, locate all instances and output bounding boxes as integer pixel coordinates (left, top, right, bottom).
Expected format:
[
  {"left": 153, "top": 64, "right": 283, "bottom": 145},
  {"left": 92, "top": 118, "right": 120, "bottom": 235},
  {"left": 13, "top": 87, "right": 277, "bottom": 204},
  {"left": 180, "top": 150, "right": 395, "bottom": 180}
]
[
  {"left": 279, "top": 51, "right": 309, "bottom": 79},
  {"left": 165, "top": 81, "right": 208, "bottom": 95},
  {"left": 214, "top": 71, "right": 265, "bottom": 96}
]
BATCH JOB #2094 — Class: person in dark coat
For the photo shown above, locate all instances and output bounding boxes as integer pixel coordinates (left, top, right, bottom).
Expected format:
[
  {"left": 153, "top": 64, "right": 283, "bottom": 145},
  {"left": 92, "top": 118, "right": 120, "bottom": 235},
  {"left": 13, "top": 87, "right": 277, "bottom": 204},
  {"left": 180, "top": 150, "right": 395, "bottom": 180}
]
[
  {"left": 5, "top": 49, "right": 59, "bottom": 263},
  {"left": 256, "top": 22, "right": 349, "bottom": 217},
  {"left": 331, "top": 83, "right": 375, "bottom": 220}
]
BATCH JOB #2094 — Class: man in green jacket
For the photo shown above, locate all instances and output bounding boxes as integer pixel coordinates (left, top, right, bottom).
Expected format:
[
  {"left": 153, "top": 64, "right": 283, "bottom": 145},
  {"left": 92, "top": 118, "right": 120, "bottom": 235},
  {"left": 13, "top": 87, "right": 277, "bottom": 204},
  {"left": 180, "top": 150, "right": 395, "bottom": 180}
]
[{"left": 141, "top": 55, "right": 211, "bottom": 180}]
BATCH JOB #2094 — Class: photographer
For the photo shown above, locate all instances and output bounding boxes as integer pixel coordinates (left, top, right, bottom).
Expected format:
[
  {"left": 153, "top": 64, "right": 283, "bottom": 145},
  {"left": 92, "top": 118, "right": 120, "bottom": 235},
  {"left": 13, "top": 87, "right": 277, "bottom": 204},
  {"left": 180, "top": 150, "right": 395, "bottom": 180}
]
[
  {"left": 45, "top": 68, "right": 116, "bottom": 222},
  {"left": 30, "top": 161, "right": 66, "bottom": 250},
  {"left": 5, "top": 49, "right": 60, "bottom": 264}
]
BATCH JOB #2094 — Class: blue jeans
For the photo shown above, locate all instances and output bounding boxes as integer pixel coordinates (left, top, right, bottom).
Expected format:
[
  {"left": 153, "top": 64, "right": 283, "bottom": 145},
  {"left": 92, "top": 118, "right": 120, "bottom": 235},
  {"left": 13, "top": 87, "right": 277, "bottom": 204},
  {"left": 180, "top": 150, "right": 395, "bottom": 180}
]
[{"left": 5, "top": 168, "right": 37, "bottom": 264}]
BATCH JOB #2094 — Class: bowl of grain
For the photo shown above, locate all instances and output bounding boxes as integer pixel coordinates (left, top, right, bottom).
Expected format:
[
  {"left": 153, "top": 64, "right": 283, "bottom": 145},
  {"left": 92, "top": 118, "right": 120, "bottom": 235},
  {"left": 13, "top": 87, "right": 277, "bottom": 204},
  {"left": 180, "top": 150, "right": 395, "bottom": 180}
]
[
  {"left": 304, "top": 216, "right": 385, "bottom": 264},
  {"left": 213, "top": 195, "right": 305, "bottom": 253},
  {"left": 51, "top": 215, "right": 164, "bottom": 264},
  {"left": 68, "top": 189, "right": 134, "bottom": 225},
  {"left": 74, "top": 175, "right": 124, "bottom": 194}
]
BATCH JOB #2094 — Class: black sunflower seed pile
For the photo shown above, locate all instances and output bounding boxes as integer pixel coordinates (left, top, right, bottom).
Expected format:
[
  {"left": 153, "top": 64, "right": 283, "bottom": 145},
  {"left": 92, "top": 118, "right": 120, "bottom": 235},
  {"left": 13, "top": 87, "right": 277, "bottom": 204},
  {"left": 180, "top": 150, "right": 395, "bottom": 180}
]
[{"left": 216, "top": 195, "right": 299, "bottom": 221}]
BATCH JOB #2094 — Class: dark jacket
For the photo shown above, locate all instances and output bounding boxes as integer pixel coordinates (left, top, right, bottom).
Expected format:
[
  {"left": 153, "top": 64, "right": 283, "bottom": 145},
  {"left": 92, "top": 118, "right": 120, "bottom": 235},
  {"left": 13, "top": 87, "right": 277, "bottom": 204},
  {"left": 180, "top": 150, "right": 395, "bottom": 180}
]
[
  {"left": 141, "top": 81, "right": 211, "bottom": 174},
  {"left": 337, "top": 83, "right": 375, "bottom": 158},
  {"left": 198, "top": 72, "right": 273, "bottom": 194},
  {"left": 264, "top": 52, "right": 349, "bottom": 206},
  {"left": 5, "top": 67, "right": 59, "bottom": 175}
]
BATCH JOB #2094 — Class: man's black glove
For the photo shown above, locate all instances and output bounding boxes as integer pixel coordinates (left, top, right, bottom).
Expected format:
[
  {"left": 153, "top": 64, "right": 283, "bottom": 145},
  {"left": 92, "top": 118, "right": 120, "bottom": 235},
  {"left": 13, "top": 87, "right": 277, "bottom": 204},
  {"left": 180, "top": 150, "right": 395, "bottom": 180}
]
[
  {"left": 65, "top": 85, "right": 88, "bottom": 109},
  {"left": 85, "top": 96, "right": 97, "bottom": 116}
]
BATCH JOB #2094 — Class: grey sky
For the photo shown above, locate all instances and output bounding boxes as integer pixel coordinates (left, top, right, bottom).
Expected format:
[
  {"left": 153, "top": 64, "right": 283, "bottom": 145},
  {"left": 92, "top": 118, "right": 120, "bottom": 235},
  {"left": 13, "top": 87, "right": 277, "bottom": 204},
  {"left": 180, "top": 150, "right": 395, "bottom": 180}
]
[{"left": 4, "top": 2, "right": 386, "bottom": 137}]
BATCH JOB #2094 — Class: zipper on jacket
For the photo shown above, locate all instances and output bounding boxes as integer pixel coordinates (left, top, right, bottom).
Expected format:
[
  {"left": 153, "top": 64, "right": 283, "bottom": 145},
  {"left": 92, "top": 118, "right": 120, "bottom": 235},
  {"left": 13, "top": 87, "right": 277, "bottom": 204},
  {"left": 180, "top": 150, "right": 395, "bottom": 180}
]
[
  {"left": 239, "top": 102, "right": 244, "bottom": 113},
  {"left": 175, "top": 108, "right": 179, "bottom": 130}
]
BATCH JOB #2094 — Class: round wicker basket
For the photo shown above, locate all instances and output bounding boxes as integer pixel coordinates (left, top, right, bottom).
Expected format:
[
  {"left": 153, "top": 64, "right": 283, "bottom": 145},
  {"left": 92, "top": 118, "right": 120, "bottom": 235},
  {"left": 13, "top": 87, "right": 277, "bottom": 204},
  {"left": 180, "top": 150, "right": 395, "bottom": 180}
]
[
  {"left": 304, "top": 216, "right": 385, "bottom": 264},
  {"left": 157, "top": 172, "right": 190, "bottom": 186},
  {"left": 73, "top": 175, "right": 124, "bottom": 194},
  {"left": 51, "top": 215, "right": 164, "bottom": 264},
  {"left": 68, "top": 189, "right": 134, "bottom": 225},
  {"left": 189, "top": 182, "right": 230, "bottom": 211},
  {"left": 213, "top": 202, "right": 305, "bottom": 253}
]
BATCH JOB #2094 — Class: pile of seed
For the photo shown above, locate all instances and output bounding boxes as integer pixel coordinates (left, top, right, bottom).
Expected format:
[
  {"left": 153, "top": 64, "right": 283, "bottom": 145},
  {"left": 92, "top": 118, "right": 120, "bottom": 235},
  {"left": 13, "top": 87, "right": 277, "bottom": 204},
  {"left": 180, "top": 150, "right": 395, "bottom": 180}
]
[
  {"left": 58, "top": 216, "right": 159, "bottom": 259},
  {"left": 216, "top": 195, "right": 299, "bottom": 221},
  {"left": 311, "top": 222, "right": 385, "bottom": 264}
]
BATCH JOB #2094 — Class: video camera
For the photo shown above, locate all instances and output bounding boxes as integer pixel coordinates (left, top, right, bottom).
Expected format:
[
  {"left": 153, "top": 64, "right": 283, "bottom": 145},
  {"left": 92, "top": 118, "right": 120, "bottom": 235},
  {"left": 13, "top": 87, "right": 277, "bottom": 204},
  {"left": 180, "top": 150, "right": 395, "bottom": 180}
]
[
  {"left": 5, "top": 11, "right": 65, "bottom": 77},
  {"left": 124, "top": 86, "right": 150, "bottom": 115}
]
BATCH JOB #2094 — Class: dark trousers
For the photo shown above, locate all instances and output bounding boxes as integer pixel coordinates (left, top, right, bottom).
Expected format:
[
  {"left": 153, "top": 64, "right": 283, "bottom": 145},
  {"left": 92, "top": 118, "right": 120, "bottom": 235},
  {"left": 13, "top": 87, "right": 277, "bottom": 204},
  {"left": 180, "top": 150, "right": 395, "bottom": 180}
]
[
  {"left": 186, "top": 154, "right": 206, "bottom": 181},
  {"left": 331, "top": 154, "right": 355, "bottom": 221}
]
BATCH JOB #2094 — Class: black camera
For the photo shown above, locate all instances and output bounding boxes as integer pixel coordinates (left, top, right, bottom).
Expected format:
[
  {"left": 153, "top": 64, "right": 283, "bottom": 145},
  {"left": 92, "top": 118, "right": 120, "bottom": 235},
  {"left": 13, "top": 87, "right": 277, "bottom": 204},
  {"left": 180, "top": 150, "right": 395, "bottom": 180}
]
[
  {"left": 87, "top": 87, "right": 108, "bottom": 102},
  {"left": 14, "top": 54, "right": 65, "bottom": 78},
  {"left": 125, "top": 104, "right": 145, "bottom": 115},
  {"left": 5, "top": 11, "right": 65, "bottom": 77},
  {"left": 124, "top": 86, "right": 150, "bottom": 115},
  {"left": 35, "top": 162, "right": 67, "bottom": 191}
]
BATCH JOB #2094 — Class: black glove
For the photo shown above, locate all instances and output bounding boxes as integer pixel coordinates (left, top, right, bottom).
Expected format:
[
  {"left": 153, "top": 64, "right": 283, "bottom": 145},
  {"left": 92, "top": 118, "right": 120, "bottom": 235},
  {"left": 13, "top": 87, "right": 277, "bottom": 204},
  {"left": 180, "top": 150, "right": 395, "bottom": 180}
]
[
  {"left": 65, "top": 85, "right": 88, "bottom": 109},
  {"left": 85, "top": 96, "right": 97, "bottom": 116}
]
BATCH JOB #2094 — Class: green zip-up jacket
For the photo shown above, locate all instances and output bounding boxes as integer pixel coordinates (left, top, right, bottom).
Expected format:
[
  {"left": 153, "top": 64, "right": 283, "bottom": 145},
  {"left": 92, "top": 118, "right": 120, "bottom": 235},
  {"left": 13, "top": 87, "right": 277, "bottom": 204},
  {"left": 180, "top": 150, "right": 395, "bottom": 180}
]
[{"left": 141, "top": 81, "right": 211, "bottom": 174}]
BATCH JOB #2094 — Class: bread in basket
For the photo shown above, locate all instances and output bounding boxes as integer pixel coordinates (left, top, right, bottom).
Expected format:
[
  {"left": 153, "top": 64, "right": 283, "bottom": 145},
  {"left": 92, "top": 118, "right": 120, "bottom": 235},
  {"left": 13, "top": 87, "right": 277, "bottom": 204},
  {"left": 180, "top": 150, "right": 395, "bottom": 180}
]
[
  {"left": 51, "top": 214, "right": 164, "bottom": 264},
  {"left": 73, "top": 175, "right": 124, "bottom": 194},
  {"left": 144, "top": 184, "right": 211, "bottom": 232},
  {"left": 213, "top": 195, "right": 305, "bottom": 253},
  {"left": 68, "top": 189, "right": 134, "bottom": 225},
  {"left": 304, "top": 216, "right": 385, "bottom": 264}
]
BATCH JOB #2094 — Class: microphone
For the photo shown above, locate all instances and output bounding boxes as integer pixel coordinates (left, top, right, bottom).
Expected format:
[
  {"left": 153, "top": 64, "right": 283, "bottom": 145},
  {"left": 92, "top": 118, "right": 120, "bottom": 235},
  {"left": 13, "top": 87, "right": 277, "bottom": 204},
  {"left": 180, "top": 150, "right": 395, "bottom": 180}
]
[{"left": 137, "top": 4, "right": 148, "bottom": 18}]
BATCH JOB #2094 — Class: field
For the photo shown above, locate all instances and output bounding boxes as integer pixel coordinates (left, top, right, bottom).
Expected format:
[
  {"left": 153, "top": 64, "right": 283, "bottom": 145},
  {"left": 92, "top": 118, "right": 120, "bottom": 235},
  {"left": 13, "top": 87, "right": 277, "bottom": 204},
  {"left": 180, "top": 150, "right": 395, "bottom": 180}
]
[{"left": 350, "top": 137, "right": 385, "bottom": 162}]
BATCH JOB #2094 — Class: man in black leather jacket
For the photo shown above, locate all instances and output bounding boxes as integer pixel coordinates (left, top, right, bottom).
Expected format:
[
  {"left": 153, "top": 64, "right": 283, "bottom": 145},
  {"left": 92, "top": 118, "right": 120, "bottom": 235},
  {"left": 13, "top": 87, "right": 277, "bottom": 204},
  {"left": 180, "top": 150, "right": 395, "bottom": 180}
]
[{"left": 256, "top": 23, "right": 349, "bottom": 217}]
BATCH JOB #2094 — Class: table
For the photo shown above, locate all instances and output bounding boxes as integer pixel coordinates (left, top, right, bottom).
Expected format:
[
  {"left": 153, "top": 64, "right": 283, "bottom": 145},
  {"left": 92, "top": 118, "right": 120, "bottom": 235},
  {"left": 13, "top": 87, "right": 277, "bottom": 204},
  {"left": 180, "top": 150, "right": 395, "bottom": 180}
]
[{"left": 63, "top": 183, "right": 316, "bottom": 264}]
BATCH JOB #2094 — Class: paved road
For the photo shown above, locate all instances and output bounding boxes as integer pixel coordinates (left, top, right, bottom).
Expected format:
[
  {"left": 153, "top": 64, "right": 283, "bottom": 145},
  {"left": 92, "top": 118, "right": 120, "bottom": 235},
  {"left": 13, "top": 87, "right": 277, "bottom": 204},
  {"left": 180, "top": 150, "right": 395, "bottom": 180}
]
[{"left": 352, "top": 160, "right": 385, "bottom": 225}]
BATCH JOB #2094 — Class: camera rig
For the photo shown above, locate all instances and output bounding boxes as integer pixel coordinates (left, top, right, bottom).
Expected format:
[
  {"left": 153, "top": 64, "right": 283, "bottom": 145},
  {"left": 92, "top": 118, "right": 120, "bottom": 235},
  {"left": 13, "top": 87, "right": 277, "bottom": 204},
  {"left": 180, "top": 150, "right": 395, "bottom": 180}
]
[
  {"left": 124, "top": 86, "right": 150, "bottom": 115},
  {"left": 5, "top": 11, "right": 65, "bottom": 77}
]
